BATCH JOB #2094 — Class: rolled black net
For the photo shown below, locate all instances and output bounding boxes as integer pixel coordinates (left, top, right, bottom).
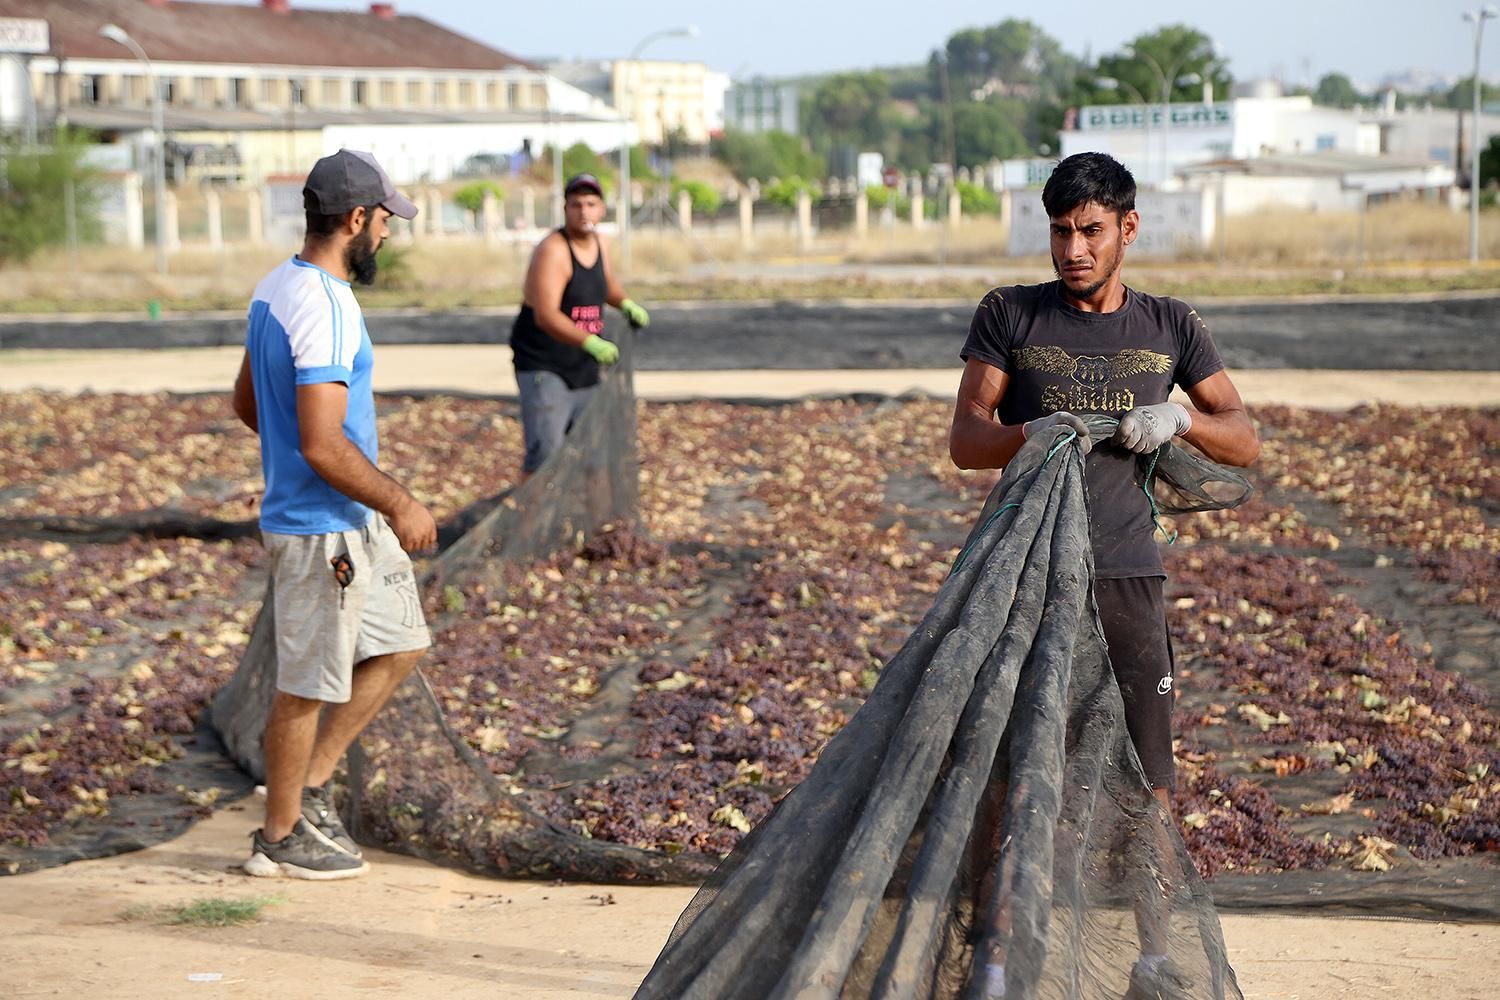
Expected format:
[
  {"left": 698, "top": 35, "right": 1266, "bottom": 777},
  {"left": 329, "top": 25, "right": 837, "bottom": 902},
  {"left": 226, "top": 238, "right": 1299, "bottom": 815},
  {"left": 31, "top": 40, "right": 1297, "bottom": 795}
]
[
  {"left": 209, "top": 329, "right": 715, "bottom": 882},
  {"left": 635, "top": 423, "right": 1245, "bottom": 999}
]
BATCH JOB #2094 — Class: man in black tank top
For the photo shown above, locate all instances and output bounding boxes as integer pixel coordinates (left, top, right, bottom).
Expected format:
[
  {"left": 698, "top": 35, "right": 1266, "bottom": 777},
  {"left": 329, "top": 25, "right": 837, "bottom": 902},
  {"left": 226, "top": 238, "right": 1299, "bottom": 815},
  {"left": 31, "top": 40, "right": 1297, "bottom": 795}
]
[
  {"left": 510, "top": 173, "right": 651, "bottom": 477},
  {"left": 948, "top": 153, "right": 1259, "bottom": 999}
]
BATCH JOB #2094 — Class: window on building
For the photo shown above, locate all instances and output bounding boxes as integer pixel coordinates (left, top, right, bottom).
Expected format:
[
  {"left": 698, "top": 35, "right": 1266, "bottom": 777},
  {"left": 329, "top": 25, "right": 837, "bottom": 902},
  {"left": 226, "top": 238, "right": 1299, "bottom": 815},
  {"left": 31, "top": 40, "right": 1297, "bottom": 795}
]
[
  {"left": 352, "top": 79, "right": 368, "bottom": 106},
  {"left": 431, "top": 79, "right": 447, "bottom": 105},
  {"left": 457, "top": 80, "right": 474, "bottom": 106},
  {"left": 379, "top": 79, "right": 396, "bottom": 105},
  {"left": 161, "top": 78, "right": 177, "bottom": 105},
  {"left": 80, "top": 75, "right": 102, "bottom": 105},
  {"left": 228, "top": 78, "right": 246, "bottom": 107},
  {"left": 194, "top": 78, "right": 215, "bottom": 106},
  {"left": 506, "top": 81, "right": 520, "bottom": 109},
  {"left": 321, "top": 78, "right": 342, "bottom": 106},
  {"left": 289, "top": 79, "right": 305, "bottom": 107},
  {"left": 260, "top": 78, "right": 276, "bottom": 103},
  {"left": 406, "top": 80, "right": 422, "bottom": 105},
  {"left": 485, "top": 80, "right": 501, "bottom": 108}
]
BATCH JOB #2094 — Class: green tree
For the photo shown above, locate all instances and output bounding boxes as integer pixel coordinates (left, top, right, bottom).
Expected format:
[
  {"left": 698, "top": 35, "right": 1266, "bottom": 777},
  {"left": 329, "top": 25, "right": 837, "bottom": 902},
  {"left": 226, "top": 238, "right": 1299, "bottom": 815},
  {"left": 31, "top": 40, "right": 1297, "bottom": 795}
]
[
  {"left": 1091, "top": 24, "right": 1231, "bottom": 105},
  {"left": 670, "top": 178, "right": 722, "bottom": 215},
  {"left": 941, "top": 19, "right": 1073, "bottom": 100},
  {"left": 1313, "top": 72, "right": 1363, "bottom": 108},
  {"left": 762, "top": 176, "right": 817, "bottom": 209},
  {"left": 950, "top": 99, "right": 1029, "bottom": 168},
  {"left": 452, "top": 179, "right": 502, "bottom": 221},
  {"left": 0, "top": 128, "right": 101, "bottom": 264},
  {"left": 955, "top": 180, "right": 999, "bottom": 216},
  {"left": 1448, "top": 75, "right": 1500, "bottom": 110},
  {"left": 931, "top": 20, "right": 1081, "bottom": 167},
  {"left": 1480, "top": 134, "right": 1500, "bottom": 190},
  {"left": 712, "top": 129, "right": 823, "bottom": 182},
  {"left": 804, "top": 72, "right": 891, "bottom": 151}
]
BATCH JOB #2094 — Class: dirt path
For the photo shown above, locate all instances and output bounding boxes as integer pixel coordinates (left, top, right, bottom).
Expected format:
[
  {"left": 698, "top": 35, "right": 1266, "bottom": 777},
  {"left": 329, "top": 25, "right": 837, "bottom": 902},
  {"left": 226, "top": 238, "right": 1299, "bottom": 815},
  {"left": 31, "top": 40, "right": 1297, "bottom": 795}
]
[
  {"left": 0, "top": 346, "right": 1488, "bottom": 408},
  {"left": 2, "top": 806, "right": 1495, "bottom": 999}
]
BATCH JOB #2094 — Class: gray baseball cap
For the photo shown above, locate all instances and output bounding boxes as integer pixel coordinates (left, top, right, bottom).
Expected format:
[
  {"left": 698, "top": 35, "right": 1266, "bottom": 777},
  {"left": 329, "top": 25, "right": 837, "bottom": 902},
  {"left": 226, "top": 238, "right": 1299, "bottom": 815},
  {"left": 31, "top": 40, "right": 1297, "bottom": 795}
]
[{"left": 303, "top": 148, "right": 418, "bottom": 220}]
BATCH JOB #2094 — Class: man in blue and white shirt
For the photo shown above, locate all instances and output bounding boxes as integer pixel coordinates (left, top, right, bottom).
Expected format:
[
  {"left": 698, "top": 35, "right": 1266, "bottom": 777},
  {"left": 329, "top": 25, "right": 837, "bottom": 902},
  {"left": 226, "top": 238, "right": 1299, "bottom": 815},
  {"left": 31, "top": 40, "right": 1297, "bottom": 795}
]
[{"left": 232, "top": 149, "right": 434, "bottom": 880}]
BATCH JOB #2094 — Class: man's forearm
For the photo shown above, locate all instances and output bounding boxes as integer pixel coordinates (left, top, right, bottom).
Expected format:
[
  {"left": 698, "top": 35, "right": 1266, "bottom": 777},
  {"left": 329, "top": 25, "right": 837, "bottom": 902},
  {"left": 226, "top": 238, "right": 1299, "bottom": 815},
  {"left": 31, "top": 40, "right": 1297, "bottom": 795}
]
[
  {"left": 537, "top": 309, "right": 589, "bottom": 347},
  {"left": 304, "top": 437, "right": 415, "bottom": 517},
  {"left": 950, "top": 414, "right": 1025, "bottom": 470},
  {"left": 1180, "top": 408, "right": 1259, "bottom": 467}
]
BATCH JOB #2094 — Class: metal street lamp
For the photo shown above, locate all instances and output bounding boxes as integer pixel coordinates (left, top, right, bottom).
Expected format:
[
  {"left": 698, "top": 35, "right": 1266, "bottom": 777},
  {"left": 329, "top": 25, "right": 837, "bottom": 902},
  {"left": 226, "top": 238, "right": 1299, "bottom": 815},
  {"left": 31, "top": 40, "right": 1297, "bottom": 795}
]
[
  {"left": 99, "top": 23, "right": 168, "bottom": 275},
  {"left": 618, "top": 24, "right": 698, "bottom": 267},
  {"left": 1123, "top": 44, "right": 1212, "bottom": 186},
  {"left": 1463, "top": 5, "right": 1497, "bottom": 262},
  {"left": 1097, "top": 76, "right": 1153, "bottom": 183}
]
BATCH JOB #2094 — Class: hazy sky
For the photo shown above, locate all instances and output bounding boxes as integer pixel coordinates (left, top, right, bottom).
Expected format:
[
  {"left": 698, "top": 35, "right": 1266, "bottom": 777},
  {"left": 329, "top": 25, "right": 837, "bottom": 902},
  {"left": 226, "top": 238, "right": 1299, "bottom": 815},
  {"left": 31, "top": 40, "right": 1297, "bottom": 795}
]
[{"left": 219, "top": 0, "right": 1497, "bottom": 88}]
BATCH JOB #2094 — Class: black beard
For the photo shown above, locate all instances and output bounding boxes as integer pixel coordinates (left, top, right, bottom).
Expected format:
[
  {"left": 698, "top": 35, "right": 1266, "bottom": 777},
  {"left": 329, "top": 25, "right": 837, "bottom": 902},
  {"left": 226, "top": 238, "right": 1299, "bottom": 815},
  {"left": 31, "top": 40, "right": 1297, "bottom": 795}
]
[
  {"left": 1052, "top": 241, "right": 1122, "bottom": 304},
  {"left": 346, "top": 227, "right": 380, "bottom": 286}
]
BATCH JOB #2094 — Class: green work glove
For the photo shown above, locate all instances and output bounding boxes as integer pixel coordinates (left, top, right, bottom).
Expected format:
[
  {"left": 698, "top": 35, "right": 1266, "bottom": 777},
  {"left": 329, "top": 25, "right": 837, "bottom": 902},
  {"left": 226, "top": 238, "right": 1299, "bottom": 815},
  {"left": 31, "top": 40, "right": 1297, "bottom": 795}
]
[
  {"left": 581, "top": 334, "right": 619, "bottom": 366},
  {"left": 619, "top": 298, "right": 650, "bottom": 330}
]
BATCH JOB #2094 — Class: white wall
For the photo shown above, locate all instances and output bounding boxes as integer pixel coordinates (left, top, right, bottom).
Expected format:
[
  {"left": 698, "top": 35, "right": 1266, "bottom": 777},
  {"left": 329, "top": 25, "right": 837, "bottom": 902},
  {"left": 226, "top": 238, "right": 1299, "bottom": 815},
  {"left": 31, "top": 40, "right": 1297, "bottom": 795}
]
[
  {"left": 320, "top": 119, "right": 638, "bottom": 184},
  {"left": 1185, "top": 174, "right": 1356, "bottom": 215},
  {"left": 0, "top": 53, "right": 34, "bottom": 127},
  {"left": 1064, "top": 97, "right": 1386, "bottom": 185},
  {"left": 1006, "top": 188, "right": 1215, "bottom": 256}
]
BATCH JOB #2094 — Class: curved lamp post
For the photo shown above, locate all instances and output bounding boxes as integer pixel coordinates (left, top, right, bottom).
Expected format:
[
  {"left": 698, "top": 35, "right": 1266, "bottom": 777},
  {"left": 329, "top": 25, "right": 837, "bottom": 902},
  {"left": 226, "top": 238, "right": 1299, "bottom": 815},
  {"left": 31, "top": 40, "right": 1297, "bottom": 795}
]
[
  {"left": 1124, "top": 44, "right": 1211, "bottom": 186},
  {"left": 99, "top": 23, "right": 168, "bottom": 275},
  {"left": 618, "top": 25, "right": 698, "bottom": 267},
  {"left": 1097, "top": 76, "right": 1153, "bottom": 182}
]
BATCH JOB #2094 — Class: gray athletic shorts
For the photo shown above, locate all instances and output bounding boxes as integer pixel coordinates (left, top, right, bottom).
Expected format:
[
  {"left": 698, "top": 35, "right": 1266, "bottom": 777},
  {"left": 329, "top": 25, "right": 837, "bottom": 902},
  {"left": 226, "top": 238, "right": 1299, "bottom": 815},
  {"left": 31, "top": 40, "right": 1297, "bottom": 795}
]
[
  {"left": 262, "top": 517, "right": 431, "bottom": 703},
  {"left": 516, "top": 369, "right": 597, "bottom": 473}
]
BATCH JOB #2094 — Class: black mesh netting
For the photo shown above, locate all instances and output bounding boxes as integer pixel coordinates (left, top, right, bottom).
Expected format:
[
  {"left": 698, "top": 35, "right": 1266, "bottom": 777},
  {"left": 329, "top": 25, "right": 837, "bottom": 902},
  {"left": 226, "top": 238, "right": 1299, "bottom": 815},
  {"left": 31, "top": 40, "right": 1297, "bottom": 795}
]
[
  {"left": 634, "top": 421, "right": 1248, "bottom": 999},
  {"left": 209, "top": 329, "right": 715, "bottom": 882}
]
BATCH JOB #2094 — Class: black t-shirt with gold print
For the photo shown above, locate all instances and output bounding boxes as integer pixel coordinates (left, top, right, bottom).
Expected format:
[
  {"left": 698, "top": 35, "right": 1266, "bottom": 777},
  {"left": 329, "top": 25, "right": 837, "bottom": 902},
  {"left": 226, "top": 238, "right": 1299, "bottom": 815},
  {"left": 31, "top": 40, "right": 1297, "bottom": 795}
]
[{"left": 960, "top": 280, "right": 1224, "bottom": 579}]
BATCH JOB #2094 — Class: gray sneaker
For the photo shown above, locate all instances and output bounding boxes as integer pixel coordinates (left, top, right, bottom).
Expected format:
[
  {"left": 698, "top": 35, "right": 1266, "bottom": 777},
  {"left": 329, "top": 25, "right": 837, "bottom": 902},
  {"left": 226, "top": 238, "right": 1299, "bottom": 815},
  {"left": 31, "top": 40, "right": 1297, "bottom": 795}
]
[
  {"left": 244, "top": 818, "right": 369, "bottom": 880},
  {"left": 301, "top": 784, "right": 362, "bottom": 858}
]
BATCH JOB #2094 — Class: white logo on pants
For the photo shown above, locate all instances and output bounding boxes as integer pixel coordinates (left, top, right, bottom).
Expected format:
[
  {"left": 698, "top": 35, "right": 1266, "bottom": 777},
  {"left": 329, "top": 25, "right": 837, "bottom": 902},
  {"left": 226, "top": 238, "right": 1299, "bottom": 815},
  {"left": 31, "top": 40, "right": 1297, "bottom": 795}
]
[{"left": 1157, "top": 676, "right": 1173, "bottom": 695}]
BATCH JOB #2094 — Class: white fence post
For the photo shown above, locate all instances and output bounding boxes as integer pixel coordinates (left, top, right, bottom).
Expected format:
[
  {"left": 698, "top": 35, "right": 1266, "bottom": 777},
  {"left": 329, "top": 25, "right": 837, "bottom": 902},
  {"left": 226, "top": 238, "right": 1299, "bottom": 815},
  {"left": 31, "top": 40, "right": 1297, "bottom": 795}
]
[
  {"left": 738, "top": 185, "right": 754, "bottom": 249},
  {"left": 162, "top": 189, "right": 181, "bottom": 253},
  {"left": 205, "top": 188, "right": 224, "bottom": 250},
  {"left": 246, "top": 187, "right": 264, "bottom": 245}
]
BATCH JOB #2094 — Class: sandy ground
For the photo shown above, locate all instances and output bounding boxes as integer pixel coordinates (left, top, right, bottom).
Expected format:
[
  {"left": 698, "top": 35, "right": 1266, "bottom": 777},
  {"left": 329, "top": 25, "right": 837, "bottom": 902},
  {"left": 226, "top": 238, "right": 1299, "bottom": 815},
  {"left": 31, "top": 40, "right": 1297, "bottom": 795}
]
[
  {"left": 3, "top": 353, "right": 1495, "bottom": 997},
  {"left": 0, "top": 345, "right": 1485, "bottom": 407},
  {"left": 2, "top": 806, "right": 1496, "bottom": 1000}
]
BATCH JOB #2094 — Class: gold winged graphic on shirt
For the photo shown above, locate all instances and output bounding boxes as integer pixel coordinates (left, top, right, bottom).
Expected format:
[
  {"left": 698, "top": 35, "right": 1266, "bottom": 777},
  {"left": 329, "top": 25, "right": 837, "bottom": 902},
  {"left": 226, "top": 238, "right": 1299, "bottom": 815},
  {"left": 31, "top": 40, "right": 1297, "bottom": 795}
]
[{"left": 1015, "top": 346, "right": 1172, "bottom": 411}]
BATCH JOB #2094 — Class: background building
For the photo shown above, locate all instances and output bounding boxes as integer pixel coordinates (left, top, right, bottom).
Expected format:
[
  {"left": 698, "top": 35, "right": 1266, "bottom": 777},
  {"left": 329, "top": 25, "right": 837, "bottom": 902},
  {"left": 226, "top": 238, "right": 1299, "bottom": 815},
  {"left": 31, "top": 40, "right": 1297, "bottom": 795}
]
[
  {"left": 724, "top": 77, "right": 799, "bottom": 135},
  {"left": 0, "top": 0, "right": 631, "bottom": 183},
  {"left": 609, "top": 58, "right": 725, "bottom": 146}
]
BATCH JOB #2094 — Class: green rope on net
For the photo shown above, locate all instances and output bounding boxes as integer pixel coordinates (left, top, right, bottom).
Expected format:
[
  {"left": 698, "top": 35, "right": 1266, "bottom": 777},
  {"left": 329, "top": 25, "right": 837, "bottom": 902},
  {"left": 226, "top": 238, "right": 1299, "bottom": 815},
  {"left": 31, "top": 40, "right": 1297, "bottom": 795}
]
[{"left": 949, "top": 431, "right": 1080, "bottom": 577}]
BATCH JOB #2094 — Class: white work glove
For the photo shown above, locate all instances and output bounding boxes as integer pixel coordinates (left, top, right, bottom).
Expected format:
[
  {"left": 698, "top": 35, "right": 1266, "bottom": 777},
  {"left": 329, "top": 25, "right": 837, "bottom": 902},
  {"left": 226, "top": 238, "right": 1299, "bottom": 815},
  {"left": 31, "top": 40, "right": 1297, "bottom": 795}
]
[
  {"left": 1113, "top": 402, "right": 1191, "bottom": 453},
  {"left": 1021, "top": 411, "right": 1092, "bottom": 455}
]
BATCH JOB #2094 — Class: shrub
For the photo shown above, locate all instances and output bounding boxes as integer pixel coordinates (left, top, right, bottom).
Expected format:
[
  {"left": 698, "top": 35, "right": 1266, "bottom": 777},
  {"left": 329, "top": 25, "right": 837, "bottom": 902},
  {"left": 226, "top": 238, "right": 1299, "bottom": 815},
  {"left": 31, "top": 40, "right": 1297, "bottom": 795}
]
[
  {"left": 956, "top": 180, "right": 1000, "bottom": 216},
  {"left": 763, "top": 176, "right": 818, "bottom": 209},
  {"left": 0, "top": 128, "right": 102, "bottom": 264},
  {"left": 671, "top": 179, "right": 722, "bottom": 216},
  {"left": 452, "top": 180, "right": 503, "bottom": 219}
]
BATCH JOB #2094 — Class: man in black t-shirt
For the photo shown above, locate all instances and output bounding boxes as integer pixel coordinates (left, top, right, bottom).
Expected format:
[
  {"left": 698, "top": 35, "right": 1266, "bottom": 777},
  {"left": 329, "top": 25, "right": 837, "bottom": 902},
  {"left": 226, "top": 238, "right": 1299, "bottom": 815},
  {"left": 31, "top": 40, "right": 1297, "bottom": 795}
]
[
  {"left": 949, "top": 152, "right": 1259, "bottom": 1000},
  {"left": 510, "top": 173, "right": 651, "bottom": 479}
]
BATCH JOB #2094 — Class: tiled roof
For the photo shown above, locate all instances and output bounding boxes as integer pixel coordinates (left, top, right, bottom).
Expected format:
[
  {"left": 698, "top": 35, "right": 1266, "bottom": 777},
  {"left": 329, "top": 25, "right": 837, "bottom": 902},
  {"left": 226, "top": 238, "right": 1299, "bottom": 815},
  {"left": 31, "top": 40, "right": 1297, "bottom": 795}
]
[{"left": 0, "top": 0, "right": 537, "bottom": 72}]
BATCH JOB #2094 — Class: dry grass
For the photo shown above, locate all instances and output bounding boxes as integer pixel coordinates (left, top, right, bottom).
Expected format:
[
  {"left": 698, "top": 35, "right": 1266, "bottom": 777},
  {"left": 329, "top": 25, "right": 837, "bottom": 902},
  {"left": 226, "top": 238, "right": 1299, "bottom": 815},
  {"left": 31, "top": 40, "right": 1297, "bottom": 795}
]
[
  {"left": 3, "top": 201, "right": 1499, "bottom": 315},
  {"left": 1214, "top": 202, "right": 1500, "bottom": 266}
]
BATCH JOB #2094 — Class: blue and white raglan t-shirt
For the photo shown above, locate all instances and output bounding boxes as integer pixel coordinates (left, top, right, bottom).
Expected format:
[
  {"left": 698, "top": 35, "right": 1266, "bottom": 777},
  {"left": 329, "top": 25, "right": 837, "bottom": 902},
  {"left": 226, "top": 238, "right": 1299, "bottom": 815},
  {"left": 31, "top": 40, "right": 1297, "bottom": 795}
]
[{"left": 246, "top": 256, "right": 378, "bottom": 535}]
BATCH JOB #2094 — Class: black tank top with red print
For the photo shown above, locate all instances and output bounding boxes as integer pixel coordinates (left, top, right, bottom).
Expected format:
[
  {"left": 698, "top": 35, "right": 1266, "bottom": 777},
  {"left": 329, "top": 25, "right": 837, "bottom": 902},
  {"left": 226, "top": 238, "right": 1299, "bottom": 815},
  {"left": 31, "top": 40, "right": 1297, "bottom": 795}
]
[{"left": 510, "top": 229, "right": 609, "bottom": 389}]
